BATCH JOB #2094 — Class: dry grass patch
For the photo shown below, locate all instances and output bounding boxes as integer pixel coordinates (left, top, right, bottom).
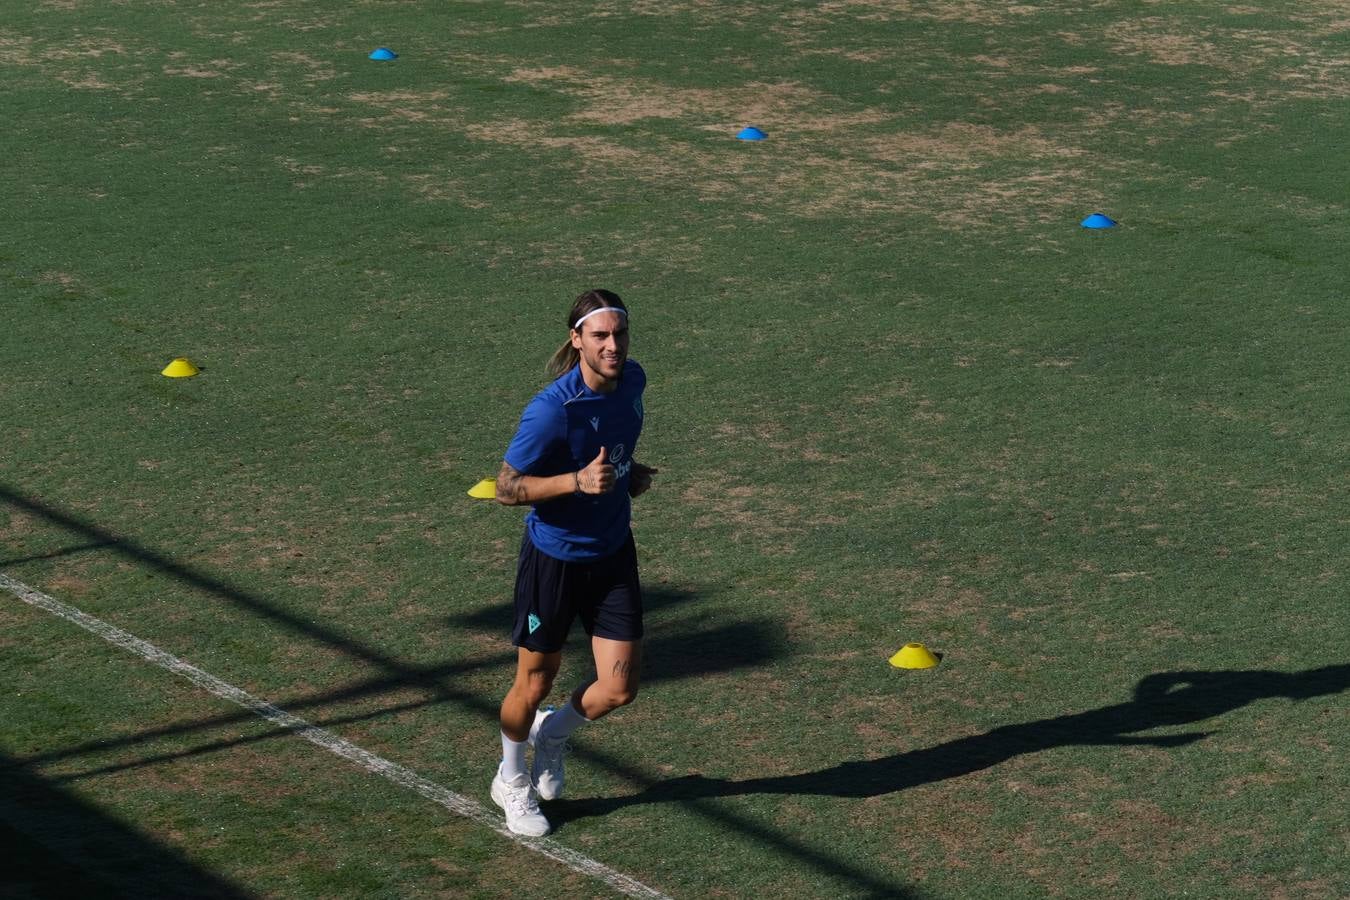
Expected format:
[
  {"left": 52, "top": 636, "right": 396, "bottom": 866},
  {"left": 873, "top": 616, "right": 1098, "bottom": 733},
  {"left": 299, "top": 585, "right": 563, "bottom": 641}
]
[
  {"left": 784, "top": 0, "right": 1043, "bottom": 27},
  {"left": 464, "top": 119, "right": 645, "bottom": 172},
  {"left": 1103, "top": 16, "right": 1350, "bottom": 101},
  {"left": 162, "top": 52, "right": 246, "bottom": 79},
  {"left": 0, "top": 32, "right": 154, "bottom": 92},
  {"left": 0, "top": 31, "right": 35, "bottom": 65},
  {"left": 1235, "top": 877, "right": 1343, "bottom": 900},
  {"left": 516, "top": 0, "right": 763, "bottom": 29},
  {"left": 423, "top": 60, "right": 1106, "bottom": 225},
  {"left": 55, "top": 71, "right": 117, "bottom": 90},
  {"left": 269, "top": 50, "right": 337, "bottom": 82},
  {"left": 346, "top": 88, "right": 464, "bottom": 123},
  {"left": 683, "top": 478, "right": 809, "bottom": 556},
  {"left": 468, "top": 113, "right": 1093, "bottom": 226},
  {"left": 43, "top": 37, "right": 130, "bottom": 60},
  {"left": 1104, "top": 19, "right": 1233, "bottom": 69},
  {"left": 861, "top": 122, "right": 1082, "bottom": 164},
  {"left": 507, "top": 68, "right": 893, "bottom": 132}
]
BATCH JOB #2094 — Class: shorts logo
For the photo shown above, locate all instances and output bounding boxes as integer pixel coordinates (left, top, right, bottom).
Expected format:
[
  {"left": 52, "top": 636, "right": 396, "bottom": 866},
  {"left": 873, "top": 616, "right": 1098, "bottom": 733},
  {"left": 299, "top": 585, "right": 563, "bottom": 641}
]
[
  {"left": 528, "top": 613, "right": 541, "bottom": 634},
  {"left": 633, "top": 397, "right": 644, "bottom": 420},
  {"left": 609, "top": 444, "right": 626, "bottom": 463},
  {"left": 589, "top": 417, "right": 601, "bottom": 431}
]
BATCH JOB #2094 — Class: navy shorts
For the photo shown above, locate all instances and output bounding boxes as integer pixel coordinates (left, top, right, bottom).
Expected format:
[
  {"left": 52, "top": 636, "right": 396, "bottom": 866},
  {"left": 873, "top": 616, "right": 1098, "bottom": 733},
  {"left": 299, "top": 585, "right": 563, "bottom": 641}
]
[{"left": 511, "top": 531, "right": 643, "bottom": 653}]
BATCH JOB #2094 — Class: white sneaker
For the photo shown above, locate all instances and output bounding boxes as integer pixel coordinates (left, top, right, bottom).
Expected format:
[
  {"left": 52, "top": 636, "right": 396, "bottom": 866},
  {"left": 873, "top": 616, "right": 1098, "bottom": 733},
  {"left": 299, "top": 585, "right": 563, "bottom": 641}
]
[
  {"left": 491, "top": 767, "right": 550, "bottom": 837},
  {"left": 530, "top": 708, "right": 568, "bottom": 802}
]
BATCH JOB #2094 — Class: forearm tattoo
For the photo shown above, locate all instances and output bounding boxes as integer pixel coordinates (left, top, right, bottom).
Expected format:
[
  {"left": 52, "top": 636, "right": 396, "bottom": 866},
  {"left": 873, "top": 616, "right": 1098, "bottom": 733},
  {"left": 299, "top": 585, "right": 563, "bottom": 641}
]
[{"left": 497, "top": 462, "right": 528, "bottom": 504}]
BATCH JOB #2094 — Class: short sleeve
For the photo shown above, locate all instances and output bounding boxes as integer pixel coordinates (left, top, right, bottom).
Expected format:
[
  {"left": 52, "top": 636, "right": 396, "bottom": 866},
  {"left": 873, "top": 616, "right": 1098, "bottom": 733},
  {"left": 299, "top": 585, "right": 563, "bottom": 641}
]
[{"left": 503, "top": 396, "right": 567, "bottom": 475}]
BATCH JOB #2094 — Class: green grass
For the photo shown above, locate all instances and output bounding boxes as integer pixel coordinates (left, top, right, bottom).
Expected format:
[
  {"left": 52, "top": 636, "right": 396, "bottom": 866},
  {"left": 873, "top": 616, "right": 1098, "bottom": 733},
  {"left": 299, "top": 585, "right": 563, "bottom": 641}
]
[{"left": 3, "top": 0, "right": 1348, "bottom": 897}]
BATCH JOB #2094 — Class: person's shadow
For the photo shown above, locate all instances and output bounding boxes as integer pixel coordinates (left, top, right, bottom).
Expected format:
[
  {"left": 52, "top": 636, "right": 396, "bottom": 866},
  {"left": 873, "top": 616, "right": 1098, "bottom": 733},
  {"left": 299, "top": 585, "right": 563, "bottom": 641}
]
[{"left": 549, "top": 663, "right": 1349, "bottom": 823}]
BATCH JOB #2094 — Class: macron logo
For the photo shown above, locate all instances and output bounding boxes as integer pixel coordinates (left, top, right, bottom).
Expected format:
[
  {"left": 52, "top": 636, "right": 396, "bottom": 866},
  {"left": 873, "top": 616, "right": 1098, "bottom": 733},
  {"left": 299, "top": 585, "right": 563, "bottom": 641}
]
[{"left": 589, "top": 417, "right": 601, "bottom": 431}]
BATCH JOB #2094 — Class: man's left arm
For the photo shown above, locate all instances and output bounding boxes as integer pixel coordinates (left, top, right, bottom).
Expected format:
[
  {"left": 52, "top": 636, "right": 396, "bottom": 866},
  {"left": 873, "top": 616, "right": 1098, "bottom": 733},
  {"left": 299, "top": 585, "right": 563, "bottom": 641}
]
[{"left": 628, "top": 462, "right": 658, "bottom": 498}]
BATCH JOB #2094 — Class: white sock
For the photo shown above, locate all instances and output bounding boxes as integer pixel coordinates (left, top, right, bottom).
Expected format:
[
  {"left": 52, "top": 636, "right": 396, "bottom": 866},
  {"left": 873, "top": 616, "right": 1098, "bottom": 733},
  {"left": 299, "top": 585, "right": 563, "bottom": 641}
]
[
  {"left": 540, "top": 699, "right": 590, "bottom": 741},
  {"left": 501, "top": 732, "right": 528, "bottom": 780}
]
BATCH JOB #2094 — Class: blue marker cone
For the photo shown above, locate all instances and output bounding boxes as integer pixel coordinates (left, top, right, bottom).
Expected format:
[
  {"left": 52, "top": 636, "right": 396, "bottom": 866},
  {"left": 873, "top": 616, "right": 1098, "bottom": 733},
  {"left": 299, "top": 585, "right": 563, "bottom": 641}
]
[
  {"left": 737, "top": 126, "right": 767, "bottom": 141},
  {"left": 369, "top": 47, "right": 397, "bottom": 60},
  {"left": 1081, "top": 213, "right": 1117, "bottom": 229}
]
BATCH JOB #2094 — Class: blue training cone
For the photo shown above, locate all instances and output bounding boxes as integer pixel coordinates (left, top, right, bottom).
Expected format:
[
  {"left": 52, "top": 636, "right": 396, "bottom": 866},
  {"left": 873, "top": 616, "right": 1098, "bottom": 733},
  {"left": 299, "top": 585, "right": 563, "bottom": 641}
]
[
  {"left": 737, "top": 126, "right": 767, "bottom": 141},
  {"left": 1081, "top": 213, "right": 1117, "bottom": 229},
  {"left": 369, "top": 47, "right": 398, "bottom": 60}
]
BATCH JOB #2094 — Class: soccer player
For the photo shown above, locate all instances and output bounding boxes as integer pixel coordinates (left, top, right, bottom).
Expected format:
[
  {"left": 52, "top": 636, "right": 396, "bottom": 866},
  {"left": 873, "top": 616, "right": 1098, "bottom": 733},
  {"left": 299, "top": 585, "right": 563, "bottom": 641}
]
[{"left": 490, "top": 289, "right": 657, "bottom": 836}]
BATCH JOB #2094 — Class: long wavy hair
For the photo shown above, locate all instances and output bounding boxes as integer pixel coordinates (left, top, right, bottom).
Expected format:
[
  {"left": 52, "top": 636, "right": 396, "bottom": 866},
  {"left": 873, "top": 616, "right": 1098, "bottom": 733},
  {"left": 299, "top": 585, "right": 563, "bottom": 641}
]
[{"left": 546, "top": 289, "right": 628, "bottom": 378}]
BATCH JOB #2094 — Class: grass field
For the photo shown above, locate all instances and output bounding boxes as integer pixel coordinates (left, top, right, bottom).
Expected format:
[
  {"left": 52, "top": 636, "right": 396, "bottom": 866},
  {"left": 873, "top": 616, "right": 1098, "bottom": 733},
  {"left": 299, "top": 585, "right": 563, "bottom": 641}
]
[{"left": 3, "top": 1, "right": 1348, "bottom": 897}]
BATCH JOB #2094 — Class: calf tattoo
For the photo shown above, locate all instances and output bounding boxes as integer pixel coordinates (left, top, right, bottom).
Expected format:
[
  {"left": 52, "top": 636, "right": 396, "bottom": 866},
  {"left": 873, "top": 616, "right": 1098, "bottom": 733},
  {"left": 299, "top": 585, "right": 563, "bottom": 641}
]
[{"left": 611, "top": 659, "right": 633, "bottom": 679}]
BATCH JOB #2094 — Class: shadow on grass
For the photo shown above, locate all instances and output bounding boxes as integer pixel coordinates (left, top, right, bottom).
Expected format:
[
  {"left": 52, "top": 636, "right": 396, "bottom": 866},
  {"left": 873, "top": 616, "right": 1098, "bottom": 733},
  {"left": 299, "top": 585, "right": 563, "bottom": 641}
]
[
  {"left": 0, "top": 749, "right": 250, "bottom": 899},
  {"left": 547, "top": 663, "right": 1350, "bottom": 822},
  {"left": 446, "top": 583, "right": 695, "bottom": 633},
  {"left": 446, "top": 586, "right": 787, "bottom": 686},
  {"left": 29, "top": 606, "right": 785, "bottom": 784},
  {"left": 0, "top": 540, "right": 117, "bottom": 567},
  {"left": 20, "top": 589, "right": 783, "bottom": 778},
  {"left": 0, "top": 486, "right": 439, "bottom": 685},
  {"left": 3, "top": 485, "right": 921, "bottom": 898}
]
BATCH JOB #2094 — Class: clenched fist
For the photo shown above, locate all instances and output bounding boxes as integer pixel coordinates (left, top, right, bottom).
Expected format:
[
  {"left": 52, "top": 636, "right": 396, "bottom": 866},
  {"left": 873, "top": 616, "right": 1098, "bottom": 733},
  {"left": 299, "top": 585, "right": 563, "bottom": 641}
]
[{"left": 628, "top": 462, "right": 658, "bottom": 498}]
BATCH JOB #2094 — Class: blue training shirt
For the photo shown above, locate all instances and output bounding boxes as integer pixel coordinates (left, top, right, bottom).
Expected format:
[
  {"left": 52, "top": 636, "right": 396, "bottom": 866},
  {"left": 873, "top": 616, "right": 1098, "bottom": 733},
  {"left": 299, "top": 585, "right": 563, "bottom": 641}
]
[{"left": 503, "top": 360, "right": 646, "bottom": 562}]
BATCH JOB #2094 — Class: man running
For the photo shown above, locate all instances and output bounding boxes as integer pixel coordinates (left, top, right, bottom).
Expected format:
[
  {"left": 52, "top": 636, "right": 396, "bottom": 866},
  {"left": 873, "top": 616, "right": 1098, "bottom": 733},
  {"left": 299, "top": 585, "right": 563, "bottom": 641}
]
[{"left": 491, "top": 288, "right": 657, "bottom": 836}]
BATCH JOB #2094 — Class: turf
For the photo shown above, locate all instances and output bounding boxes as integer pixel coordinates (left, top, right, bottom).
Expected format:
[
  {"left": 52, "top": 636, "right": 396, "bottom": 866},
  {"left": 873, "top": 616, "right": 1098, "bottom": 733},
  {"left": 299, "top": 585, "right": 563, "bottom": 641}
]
[{"left": 2, "top": 1, "right": 1348, "bottom": 897}]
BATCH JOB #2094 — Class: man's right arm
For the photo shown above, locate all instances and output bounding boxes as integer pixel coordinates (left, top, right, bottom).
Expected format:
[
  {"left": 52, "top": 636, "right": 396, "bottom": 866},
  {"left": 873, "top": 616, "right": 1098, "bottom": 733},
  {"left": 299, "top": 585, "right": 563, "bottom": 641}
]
[{"left": 494, "top": 461, "right": 577, "bottom": 506}]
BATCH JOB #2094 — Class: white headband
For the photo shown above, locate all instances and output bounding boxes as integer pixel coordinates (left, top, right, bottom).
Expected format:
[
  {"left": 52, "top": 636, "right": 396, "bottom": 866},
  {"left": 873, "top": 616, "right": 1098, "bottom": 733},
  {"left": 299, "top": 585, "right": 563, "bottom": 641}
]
[{"left": 572, "top": 306, "right": 628, "bottom": 331}]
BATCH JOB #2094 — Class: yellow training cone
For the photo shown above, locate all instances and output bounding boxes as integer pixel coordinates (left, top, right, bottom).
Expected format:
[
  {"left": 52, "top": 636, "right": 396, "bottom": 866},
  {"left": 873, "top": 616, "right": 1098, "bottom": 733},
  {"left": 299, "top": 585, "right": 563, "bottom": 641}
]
[
  {"left": 467, "top": 478, "right": 497, "bottom": 500},
  {"left": 161, "top": 357, "right": 199, "bottom": 378},
  {"left": 889, "top": 642, "right": 939, "bottom": 669}
]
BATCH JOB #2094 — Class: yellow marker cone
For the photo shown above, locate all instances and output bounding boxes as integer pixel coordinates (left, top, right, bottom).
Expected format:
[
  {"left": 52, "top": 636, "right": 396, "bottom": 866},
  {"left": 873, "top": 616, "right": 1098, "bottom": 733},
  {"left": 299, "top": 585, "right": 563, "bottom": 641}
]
[
  {"left": 889, "top": 642, "right": 939, "bottom": 669},
  {"left": 161, "top": 357, "right": 199, "bottom": 378},
  {"left": 467, "top": 478, "right": 497, "bottom": 500}
]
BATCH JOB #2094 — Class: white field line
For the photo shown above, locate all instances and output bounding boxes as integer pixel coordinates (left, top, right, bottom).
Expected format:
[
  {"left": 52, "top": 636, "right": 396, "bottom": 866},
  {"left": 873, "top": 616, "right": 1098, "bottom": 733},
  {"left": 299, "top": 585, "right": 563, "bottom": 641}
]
[{"left": 0, "top": 573, "right": 671, "bottom": 900}]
